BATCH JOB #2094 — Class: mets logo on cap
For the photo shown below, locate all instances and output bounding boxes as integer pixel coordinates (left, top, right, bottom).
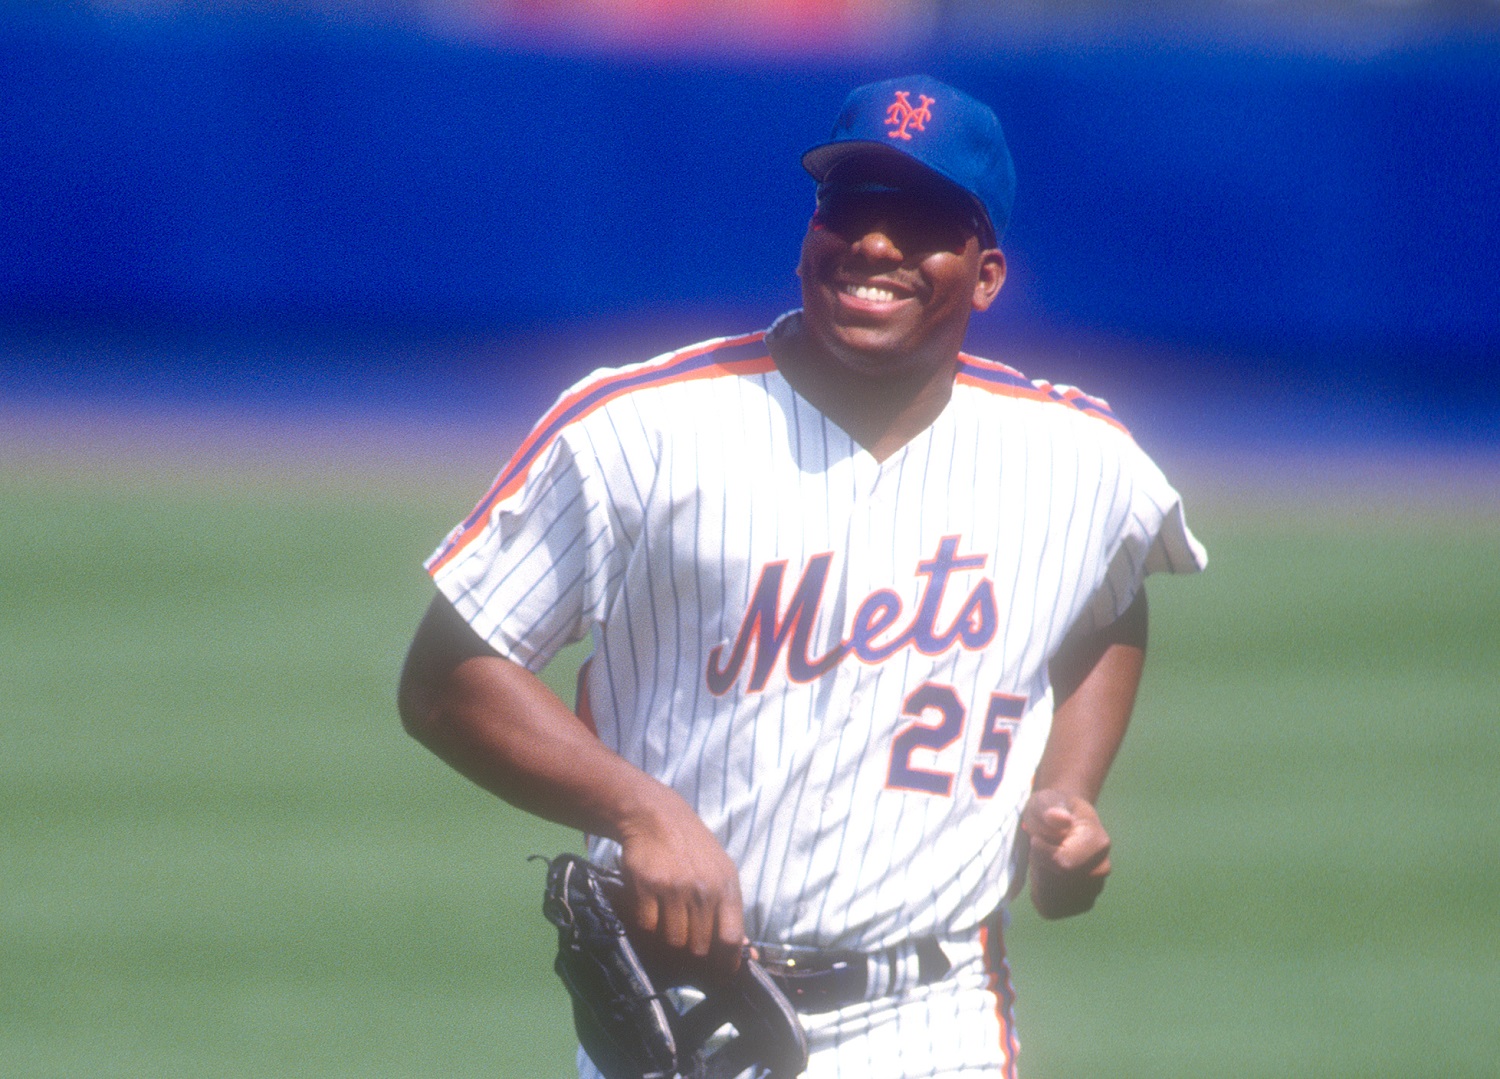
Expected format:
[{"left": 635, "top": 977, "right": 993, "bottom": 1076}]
[{"left": 886, "top": 91, "right": 934, "bottom": 141}]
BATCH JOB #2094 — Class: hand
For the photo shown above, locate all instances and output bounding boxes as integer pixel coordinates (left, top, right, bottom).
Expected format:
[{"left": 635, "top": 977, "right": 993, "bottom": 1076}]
[
  {"left": 616, "top": 790, "right": 746, "bottom": 975},
  {"left": 1021, "top": 788, "right": 1112, "bottom": 919}
]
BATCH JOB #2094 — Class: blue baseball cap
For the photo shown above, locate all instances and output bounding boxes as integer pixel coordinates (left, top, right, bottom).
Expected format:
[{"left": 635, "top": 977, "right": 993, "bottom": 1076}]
[{"left": 802, "top": 75, "right": 1016, "bottom": 246}]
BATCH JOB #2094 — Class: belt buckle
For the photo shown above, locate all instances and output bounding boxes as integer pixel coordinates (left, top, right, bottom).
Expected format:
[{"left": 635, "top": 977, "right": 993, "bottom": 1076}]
[{"left": 758, "top": 948, "right": 866, "bottom": 1014}]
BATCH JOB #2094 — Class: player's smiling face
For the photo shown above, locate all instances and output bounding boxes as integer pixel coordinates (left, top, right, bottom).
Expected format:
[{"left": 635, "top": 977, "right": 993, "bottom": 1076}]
[{"left": 797, "top": 172, "right": 1005, "bottom": 382}]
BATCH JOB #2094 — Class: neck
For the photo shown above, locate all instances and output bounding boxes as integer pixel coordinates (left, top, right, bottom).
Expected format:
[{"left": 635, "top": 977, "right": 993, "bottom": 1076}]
[{"left": 770, "top": 316, "right": 960, "bottom": 464}]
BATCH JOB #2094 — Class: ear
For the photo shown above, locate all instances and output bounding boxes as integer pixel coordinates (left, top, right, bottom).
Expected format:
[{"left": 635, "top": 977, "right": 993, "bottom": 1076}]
[
  {"left": 794, "top": 214, "right": 821, "bottom": 281},
  {"left": 971, "top": 248, "right": 1006, "bottom": 312}
]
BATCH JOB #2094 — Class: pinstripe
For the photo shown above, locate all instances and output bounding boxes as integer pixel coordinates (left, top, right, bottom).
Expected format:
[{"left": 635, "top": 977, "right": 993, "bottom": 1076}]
[
  {"left": 997, "top": 409, "right": 1030, "bottom": 681},
  {"left": 1027, "top": 428, "right": 1088, "bottom": 672},
  {"left": 737, "top": 370, "right": 782, "bottom": 903},
  {"left": 426, "top": 316, "right": 1205, "bottom": 1079},
  {"left": 806, "top": 433, "right": 872, "bottom": 943},
  {"left": 610, "top": 401, "right": 665, "bottom": 770},
  {"left": 716, "top": 467, "right": 737, "bottom": 838},
  {"left": 829, "top": 448, "right": 902, "bottom": 939},
  {"left": 684, "top": 412, "right": 713, "bottom": 818},
  {"left": 468, "top": 488, "right": 587, "bottom": 606},
  {"left": 659, "top": 404, "right": 686, "bottom": 764},
  {"left": 579, "top": 414, "right": 643, "bottom": 763},
  {"left": 756, "top": 389, "right": 835, "bottom": 918},
  {"left": 913, "top": 427, "right": 948, "bottom": 928}
]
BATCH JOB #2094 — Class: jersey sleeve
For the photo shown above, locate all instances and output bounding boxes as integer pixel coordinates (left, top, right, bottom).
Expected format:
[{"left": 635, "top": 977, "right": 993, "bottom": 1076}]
[
  {"left": 1078, "top": 439, "right": 1208, "bottom": 632},
  {"left": 424, "top": 419, "right": 634, "bottom": 673}
]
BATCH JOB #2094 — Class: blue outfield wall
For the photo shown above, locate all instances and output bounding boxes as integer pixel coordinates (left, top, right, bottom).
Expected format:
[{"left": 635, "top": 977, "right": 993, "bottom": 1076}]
[{"left": 2, "top": 9, "right": 1498, "bottom": 430}]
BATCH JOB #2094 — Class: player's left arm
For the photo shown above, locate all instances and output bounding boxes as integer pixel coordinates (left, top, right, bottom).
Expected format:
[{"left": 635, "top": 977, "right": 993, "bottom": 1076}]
[{"left": 1024, "top": 587, "right": 1148, "bottom": 919}]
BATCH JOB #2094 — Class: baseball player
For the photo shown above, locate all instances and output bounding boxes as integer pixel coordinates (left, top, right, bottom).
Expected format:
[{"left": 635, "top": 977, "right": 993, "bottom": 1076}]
[{"left": 399, "top": 75, "right": 1206, "bottom": 1079}]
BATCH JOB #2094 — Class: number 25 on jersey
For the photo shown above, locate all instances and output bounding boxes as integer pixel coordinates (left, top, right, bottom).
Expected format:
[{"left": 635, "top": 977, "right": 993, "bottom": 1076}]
[{"left": 887, "top": 685, "right": 1025, "bottom": 797}]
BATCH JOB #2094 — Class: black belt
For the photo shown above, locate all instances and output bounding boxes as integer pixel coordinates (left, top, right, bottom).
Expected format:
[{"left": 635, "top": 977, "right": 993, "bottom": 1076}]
[{"left": 756, "top": 938, "right": 952, "bottom": 1014}]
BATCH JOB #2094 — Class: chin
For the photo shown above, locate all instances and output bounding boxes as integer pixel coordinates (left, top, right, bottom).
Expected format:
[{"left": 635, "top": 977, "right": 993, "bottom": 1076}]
[
  {"left": 807, "top": 317, "right": 895, "bottom": 369},
  {"left": 828, "top": 337, "right": 928, "bottom": 380}
]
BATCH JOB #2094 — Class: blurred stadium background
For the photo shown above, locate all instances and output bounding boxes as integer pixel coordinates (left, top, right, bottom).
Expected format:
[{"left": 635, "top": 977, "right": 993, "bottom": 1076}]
[{"left": 3, "top": 2, "right": 1498, "bottom": 1077}]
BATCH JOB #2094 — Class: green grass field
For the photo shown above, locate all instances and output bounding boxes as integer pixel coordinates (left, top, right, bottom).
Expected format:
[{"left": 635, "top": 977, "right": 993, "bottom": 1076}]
[{"left": 3, "top": 452, "right": 1497, "bottom": 1078}]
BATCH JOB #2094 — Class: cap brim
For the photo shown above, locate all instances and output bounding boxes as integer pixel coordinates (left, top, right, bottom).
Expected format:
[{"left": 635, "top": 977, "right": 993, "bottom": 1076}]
[
  {"left": 802, "top": 140, "right": 936, "bottom": 184},
  {"left": 801, "top": 140, "right": 996, "bottom": 247}
]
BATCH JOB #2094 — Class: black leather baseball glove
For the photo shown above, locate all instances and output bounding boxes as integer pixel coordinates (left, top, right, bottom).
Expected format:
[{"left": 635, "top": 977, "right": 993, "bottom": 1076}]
[{"left": 542, "top": 853, "right": 808, "bottom": 1079}]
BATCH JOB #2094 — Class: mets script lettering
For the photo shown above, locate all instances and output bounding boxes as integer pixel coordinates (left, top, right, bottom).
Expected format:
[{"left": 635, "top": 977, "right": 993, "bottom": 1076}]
[
  {"left": 706, "top": 536, "right": 998, "bottom": 695},
  {"left": 886, "top": 91, "right": 935, "bottom": 141}
]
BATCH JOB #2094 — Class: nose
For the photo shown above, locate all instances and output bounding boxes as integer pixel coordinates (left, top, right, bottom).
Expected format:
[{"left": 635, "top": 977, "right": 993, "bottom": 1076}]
[{"left": 849, "top": 220, "right": 903, "bottom": 264}]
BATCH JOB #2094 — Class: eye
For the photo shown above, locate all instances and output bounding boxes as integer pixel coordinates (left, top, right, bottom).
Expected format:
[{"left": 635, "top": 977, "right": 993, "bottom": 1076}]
[
  {"left": 813, "top": 190, "right": 976, "bottom": 255},
  {"left": 812, "top": 199, "right": 871, "bottom": 238},
  {"left": 907, "top": 217, "right": 971, "bottom": 254}
]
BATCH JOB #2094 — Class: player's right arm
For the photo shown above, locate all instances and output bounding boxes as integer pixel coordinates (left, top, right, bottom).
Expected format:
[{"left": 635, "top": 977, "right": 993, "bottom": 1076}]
[{"left": 397, "top": 592, "right": 744, "bottom": 970}]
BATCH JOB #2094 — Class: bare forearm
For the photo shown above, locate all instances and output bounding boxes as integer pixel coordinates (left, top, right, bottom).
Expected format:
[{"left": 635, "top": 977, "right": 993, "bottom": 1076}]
[
  {"left": 1035, "top": 650, "right": 1143, "bottom": 802},
  {"left": 1025, "top": 589, "right": 1149, "bottom": 919},
  {"left": 1038, "top": 589, "right": 1149, "bottom": 802}
]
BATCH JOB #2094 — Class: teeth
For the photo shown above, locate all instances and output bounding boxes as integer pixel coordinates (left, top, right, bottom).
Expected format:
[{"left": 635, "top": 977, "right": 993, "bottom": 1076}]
[{"left": 845, "top": 284, "right": 898, "bottom": 303}]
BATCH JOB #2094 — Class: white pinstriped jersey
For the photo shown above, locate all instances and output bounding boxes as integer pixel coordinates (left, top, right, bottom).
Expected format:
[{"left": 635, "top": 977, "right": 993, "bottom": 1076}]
[{"left": 426, "top": 311, "right": 1206, "bottom": 1076}]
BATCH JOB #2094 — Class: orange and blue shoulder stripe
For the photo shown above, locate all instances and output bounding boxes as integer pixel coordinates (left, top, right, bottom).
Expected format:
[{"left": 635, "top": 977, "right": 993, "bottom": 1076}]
[
  {"left": 955, "top": 353, "right": 1129, "bottom": 436},
  {"left": 426, "top": 331, "right": 776, "bottom": 575}
]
